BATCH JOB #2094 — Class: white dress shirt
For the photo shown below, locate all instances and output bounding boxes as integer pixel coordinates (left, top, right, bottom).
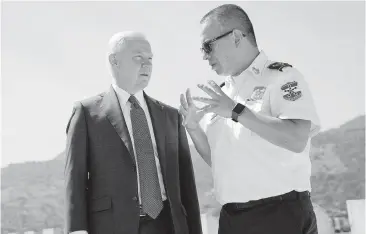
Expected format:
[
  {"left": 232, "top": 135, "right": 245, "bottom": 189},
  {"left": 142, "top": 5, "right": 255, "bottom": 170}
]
[
  {"left": 202, "top": 51, "right": 321, "bottom": 205},
  {"left": 112, "top": 84, "right": 167, "bottom": 202}
]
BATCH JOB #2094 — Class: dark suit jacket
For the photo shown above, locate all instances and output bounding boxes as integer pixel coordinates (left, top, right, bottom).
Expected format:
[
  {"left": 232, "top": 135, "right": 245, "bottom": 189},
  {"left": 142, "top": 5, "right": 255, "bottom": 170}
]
[{"left": 64, "top": 86, "right": 202, "bottom": 234}]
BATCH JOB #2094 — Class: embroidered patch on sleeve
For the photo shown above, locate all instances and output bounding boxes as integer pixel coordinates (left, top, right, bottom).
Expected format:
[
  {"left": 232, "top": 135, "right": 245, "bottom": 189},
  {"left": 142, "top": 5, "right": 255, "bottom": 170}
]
[{"left": 281, "top": 81, "right": 302, "bottom": 101}]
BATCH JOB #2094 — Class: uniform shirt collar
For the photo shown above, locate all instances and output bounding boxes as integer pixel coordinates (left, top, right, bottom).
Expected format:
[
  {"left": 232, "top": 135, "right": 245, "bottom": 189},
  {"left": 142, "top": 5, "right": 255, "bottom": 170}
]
[
  {"left": 228, "top": 50, "right": 269, "bottom": 85},
  {"left": 112, "top": 83, "right": 145, "bottom": 108},
  {"left": 248, "top": 50, "right": 268, "bottom": 77}
]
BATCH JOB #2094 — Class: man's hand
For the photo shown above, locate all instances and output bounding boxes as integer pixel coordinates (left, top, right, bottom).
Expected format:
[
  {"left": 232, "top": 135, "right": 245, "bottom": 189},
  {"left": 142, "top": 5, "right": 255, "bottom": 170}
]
[
  {"left": 179, "top": 88, "right": 214, "bottom": 130},
  {"left": 193, "top": 80, "right": 236, "bottom": 118},
  {"left": 180, "top": 88, "right": 212, "bottom": 166}
]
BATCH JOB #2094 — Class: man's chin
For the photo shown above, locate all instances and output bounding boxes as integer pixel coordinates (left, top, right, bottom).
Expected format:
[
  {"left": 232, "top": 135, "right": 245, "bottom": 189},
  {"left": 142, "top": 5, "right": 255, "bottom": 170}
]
[
  {"left": 210, "top": 64, "right": 225, "bottom": 76},
  {"left": 137, "top": 81, "right": 149, "bottom": 90},
  {"left": 213, "top": 68, "right": 225, "bottom": 76}
]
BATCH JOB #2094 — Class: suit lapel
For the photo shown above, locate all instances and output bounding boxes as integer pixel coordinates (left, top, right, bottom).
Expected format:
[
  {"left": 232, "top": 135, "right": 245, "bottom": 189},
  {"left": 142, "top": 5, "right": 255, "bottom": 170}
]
[
  {"left": 101, "top": 85, "right": 135, "bottom": 165},
  {"left": 144, "top": 92, "right": 167, "bottom": 178}
]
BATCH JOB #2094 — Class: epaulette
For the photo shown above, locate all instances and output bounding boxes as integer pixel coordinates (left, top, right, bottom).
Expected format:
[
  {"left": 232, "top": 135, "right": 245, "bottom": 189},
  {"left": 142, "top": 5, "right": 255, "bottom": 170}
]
[{"left": 267, "top": 62, "right": 292, "bottom": 72}]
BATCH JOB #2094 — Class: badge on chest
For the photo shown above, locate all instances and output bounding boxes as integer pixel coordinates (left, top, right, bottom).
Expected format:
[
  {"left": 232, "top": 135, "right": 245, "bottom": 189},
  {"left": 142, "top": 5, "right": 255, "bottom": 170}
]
[{"left": 247, "top": 86, "right": 266, "bottom": 101}]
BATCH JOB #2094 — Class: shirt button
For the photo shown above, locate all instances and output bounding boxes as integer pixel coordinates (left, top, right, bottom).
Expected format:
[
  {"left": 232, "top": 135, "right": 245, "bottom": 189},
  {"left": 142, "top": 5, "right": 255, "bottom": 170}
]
[{"left": 132, "top": 196, "right": 138, "bottom": 201}]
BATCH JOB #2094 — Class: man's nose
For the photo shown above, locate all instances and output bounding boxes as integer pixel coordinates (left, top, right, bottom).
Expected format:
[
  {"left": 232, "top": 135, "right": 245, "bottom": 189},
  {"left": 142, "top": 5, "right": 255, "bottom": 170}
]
[
  {"left": 203, "top": 52, "right": 210, "bottom": 60},
  {"left": 142, "top": 59, "right": 152, "bottom": 66}
]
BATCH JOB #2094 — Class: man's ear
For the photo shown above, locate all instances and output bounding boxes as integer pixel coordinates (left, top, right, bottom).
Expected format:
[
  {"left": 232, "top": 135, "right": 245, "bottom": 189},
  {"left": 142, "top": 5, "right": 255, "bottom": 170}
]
[
  {"left": 232, "top": 29, "right": 244, "bottom": 47},
  {"left": 109, "top": 54, "right": 118, "bottom": 67}
]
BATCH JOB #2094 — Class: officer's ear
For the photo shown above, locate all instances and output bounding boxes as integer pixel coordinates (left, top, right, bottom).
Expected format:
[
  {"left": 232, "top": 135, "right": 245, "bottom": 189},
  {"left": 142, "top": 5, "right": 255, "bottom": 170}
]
[
  {"left": 231, "top": 29, "right": 244, "bottom": 47},
  {"left": 109, "top": 53, "right": 119, "bottom": 67}
]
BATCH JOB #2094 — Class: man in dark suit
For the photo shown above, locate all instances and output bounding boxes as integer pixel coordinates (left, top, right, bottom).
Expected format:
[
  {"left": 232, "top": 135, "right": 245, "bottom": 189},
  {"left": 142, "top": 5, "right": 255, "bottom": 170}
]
[{"left": 64, "top": 31, "right": 202, "bottom": 234}]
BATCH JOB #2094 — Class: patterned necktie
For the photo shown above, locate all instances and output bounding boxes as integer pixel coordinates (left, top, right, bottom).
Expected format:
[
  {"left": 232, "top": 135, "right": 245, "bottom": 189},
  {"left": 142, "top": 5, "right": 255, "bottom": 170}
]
[{"left": 129, "top": 95, "right": 163, "bottom": 219}]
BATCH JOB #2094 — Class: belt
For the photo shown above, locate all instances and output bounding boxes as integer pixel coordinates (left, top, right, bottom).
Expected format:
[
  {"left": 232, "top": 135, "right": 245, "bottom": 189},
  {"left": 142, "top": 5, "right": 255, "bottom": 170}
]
[{"left": 225, "top": 190, "right": 310, "bottom": 210}]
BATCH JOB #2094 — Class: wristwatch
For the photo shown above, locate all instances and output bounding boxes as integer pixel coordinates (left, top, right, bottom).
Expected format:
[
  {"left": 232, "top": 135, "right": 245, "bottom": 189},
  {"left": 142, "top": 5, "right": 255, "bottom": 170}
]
[{"left": 231, "top": 103, "right": 246, "bottom": 122}]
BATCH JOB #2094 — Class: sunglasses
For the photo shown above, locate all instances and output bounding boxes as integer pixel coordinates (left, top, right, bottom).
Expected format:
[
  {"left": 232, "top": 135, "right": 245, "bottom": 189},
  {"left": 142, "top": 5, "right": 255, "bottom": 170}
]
[{"left": 201, "top": 30, "right": 245, "bottom": 54}]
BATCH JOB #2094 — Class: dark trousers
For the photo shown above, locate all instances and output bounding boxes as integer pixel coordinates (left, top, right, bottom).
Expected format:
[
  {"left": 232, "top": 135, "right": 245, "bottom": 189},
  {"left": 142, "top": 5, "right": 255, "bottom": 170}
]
[
  {"left": 218, "top": 191, "right": 318, "bottom": 234},
  {"left": 138, "top": 201, "right": 174, "bottom": 234}
]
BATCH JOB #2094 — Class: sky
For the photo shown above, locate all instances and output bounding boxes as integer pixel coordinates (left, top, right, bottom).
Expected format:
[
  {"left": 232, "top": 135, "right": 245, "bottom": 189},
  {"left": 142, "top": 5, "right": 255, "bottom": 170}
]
[{"left": 1, "top": 1, "right": 365, "bottom": 167}]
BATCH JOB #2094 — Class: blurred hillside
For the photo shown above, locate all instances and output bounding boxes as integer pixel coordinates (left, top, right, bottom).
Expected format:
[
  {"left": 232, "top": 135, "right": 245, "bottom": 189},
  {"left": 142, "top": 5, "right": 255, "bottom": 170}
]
[{"left": 1, "top": 115, "right": 365, "bottom": 233}]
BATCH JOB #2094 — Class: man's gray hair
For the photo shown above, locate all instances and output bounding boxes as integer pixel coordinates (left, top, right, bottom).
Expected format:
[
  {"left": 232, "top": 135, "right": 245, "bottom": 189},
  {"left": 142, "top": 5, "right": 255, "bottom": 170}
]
[
  {"left": 200, "top": 4, "right": 257, "bottom": 47},
  {"left": 108, "top": 31, "right": 148, "bottom": 54}
]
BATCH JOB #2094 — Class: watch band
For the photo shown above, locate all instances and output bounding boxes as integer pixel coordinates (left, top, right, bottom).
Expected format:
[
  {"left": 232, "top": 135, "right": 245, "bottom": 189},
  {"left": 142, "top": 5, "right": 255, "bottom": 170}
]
[{"left": 231, "top": 103, "right": 246, "bottom": 122}]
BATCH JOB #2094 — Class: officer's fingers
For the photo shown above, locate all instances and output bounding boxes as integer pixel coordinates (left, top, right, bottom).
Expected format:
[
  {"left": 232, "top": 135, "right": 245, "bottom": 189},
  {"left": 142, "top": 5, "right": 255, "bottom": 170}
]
[
  {"left": 180, "top": 94, "right": 189, "bottom": 110},
  {"left": 186, "top": 89, "right": 195, "bottom": 107},
  {"left": 192, "top": 96, "right": 217, "bottom": 104},
  {"left": 207, "top": 80, "right": 224, "bottom": 94},
  {"left": 199, "top": 104, "right": 217, "bottom": 114},
  {"left": 197, "top": 84, "right": 218, "bottom": 98}
]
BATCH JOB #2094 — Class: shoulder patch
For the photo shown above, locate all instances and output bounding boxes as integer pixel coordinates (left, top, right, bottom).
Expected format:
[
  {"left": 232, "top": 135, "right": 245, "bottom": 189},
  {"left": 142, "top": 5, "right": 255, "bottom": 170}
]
[
  {"left": 281, "top": 81, "right": 302, "bottom": 101},
  {"left": 268, "top": 62, "right": 292, "bottom": 72}
]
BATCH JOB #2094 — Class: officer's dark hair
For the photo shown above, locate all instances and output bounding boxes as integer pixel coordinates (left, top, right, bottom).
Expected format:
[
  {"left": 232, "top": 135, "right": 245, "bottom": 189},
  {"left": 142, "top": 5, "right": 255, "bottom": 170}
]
[{"left": 200, "top": 4, "right": 257, "bottom": 47}]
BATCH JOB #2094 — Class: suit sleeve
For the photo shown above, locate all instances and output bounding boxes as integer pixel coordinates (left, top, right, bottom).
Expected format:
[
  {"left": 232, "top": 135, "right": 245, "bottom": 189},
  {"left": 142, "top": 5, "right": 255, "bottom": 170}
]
[
  {"left": 65, "top": 102, "right": 89, "bottom": 233},
  {"left": 178, "top": 113, "right": 203, "bottom": 234}
]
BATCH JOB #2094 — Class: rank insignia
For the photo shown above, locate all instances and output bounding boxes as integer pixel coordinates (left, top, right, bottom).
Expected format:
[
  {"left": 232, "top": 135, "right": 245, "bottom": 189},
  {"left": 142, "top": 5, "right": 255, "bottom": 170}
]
[
  {"left": 252, "top": 66, "right": 260, "bottom": 74},
  {"left": 281, "top": 81, "right": 302, "bottom": 101},
  {"left": 249, "top": 86, "right": 266, "bottom": 101},
  {"left": 268, "top": 62, "right": 292, "bottom": 71}
]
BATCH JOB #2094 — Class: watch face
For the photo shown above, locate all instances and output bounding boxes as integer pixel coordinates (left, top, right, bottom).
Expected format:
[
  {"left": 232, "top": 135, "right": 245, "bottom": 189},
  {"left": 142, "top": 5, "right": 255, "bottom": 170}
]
[
  {"left": 232, "top": 103, "right": 245, "bottom": 122},
  {"left": 233, "top": 103, "right": 245, "bottom": 113}
]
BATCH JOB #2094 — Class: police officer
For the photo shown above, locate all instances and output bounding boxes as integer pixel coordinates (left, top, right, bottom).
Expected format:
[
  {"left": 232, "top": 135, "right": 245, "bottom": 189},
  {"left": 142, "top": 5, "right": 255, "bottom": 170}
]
[{"left": 179, "top": 4, "right": 321, "bottom": 234}]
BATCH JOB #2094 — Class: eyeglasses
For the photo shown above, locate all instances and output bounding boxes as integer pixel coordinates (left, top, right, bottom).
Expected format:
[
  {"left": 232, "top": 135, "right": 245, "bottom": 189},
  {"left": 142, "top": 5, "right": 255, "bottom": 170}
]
[{"left": 201, "top": 30, "right": 245, "bottom": 54}]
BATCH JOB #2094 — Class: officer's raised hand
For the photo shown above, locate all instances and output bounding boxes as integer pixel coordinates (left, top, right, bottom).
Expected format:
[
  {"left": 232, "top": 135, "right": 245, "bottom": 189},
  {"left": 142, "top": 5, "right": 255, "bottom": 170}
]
[
  {"left": 193, "top": 80, "right": 236, "bottom": 118},
  {"left": 179, "top": 88, "right": 215, "bottom": 129}
]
